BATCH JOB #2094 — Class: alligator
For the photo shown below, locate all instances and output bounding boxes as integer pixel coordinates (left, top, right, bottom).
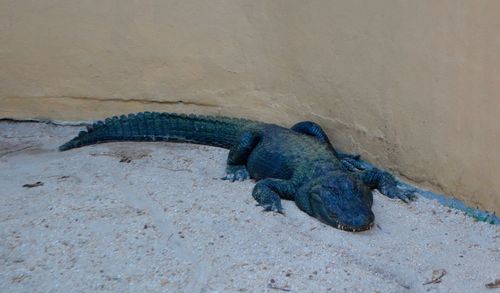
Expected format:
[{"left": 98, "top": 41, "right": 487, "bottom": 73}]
[{"left": 59, "top": 112, "right": 415, "bottom": 232}]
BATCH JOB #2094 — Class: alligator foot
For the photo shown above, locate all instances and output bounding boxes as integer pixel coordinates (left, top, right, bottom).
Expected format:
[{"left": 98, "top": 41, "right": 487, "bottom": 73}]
[
  {"left": 360, "top": 168, "right": 417, "bottom": 203},
  {"left": 252, "top": 179, "right": 284, "bottom": 214},
  {"left": 222, "top": 165, "right": 250, "bottom": 182},
  {"left": 256, "top": 203, "right": 285, "bottom": 214},
  {"left": 380, "top": 185, "right": 417, "bottom": 203}
]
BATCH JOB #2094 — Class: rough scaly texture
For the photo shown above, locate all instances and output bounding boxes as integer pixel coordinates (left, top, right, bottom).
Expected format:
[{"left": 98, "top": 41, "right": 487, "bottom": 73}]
[{"left": 59, "top": 112, "right": 414, "bottom": 232}]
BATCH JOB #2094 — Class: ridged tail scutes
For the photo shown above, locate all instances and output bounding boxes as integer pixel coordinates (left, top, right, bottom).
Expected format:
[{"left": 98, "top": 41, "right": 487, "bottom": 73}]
[{"left": 58, "top": 112, "right": 260, "bottom": 151}]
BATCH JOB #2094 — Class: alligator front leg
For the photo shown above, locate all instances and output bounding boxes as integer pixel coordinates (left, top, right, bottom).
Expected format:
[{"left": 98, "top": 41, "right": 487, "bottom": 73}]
[
  {"left": 222, "top": 131, "right": 260, "bottom": 182},
  {"left": 252, "top": 178, "right": 296, "bottom": 213},
  {"left": 359, "top": 169, "right": 416, "bottom": 202}
]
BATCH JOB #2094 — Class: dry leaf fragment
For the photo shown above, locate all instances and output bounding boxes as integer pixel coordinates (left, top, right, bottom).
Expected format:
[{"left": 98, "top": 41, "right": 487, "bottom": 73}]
[
  {"left": 486, "top": 279, "right": 500, "bottom": 289},
  {"left": 423, "top": 269, "right": 447, "bottom": 285}
]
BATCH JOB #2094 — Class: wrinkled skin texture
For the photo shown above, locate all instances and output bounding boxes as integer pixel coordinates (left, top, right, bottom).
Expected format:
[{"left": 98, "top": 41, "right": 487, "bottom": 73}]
[
  {"left": 60, "top": 112, "right": 414, "bottom": 232},
  {"left": 305, "top": 173, "right": 375, "bottom": 231}
]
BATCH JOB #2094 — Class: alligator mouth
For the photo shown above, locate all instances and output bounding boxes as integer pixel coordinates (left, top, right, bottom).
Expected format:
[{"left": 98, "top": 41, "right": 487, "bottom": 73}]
[
  {"left": 334, "top": 221, "right": 374, "bottom": 232},
  {"left": 311, "top": 193, "right": 374, "bottom": 232}
]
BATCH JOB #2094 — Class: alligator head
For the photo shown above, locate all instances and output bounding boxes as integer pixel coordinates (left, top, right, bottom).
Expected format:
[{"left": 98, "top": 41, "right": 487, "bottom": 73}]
[{"left": 304, "top": 172, "right": 375, "bottom": 232}]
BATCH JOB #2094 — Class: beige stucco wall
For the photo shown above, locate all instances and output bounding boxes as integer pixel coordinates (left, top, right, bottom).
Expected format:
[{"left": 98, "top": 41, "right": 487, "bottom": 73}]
[{"left": 1, "top": 1, "right": 499, "bottom": 213}]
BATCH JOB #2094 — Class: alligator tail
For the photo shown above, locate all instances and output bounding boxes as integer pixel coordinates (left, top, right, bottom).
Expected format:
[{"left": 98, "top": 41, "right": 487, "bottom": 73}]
[{"left": 58, "top": 112, "right": 262, "bottom": 151}]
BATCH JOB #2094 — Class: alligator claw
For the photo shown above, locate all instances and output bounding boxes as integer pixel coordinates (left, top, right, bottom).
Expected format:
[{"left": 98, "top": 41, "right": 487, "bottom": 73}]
[
  {"left": 401, "top": 189, "right": 418, "bottom": 202},
  {"left": 222, "top": 165, "right": 250, "bottom": 182},
  {"left": 257, "top": 203, "right": 284, "bottom": 214},
  {"left": 341, "top": 157, "right": 367, "bottom": 171},
  {"left": 341, "top": 159, "right": 361, "bottom": 172},
  {"left": 337, "top": 152, "right": 361, "bottom": 161}
]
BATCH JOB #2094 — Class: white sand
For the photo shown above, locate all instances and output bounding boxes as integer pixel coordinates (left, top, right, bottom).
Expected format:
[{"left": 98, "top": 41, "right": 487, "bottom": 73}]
[{"left": 0, "top": 122, "right": 498, "bottom": 292}]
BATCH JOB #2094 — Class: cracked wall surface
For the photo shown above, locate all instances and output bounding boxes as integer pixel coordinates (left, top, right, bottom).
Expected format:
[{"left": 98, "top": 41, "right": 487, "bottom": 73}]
[{"left": 1, "top": 1, "right": 499, "bottom": 213}]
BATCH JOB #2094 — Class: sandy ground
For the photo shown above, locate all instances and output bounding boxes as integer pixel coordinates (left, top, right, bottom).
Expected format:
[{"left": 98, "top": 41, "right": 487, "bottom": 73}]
[{"left": 0, "top": 121, "right": 498, "bottom": 293}]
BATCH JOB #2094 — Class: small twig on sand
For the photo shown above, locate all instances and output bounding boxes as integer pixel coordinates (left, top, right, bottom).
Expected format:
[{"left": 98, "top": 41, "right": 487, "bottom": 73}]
[
  {"left": 267, "top": 284, "right": 291, "bottom": 291},
  {"left": 22, "top": 181, "right": 44, "bottom": 188}
]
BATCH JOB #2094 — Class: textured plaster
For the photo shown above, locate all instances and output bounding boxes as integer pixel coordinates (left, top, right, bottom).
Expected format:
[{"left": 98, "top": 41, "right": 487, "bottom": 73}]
[{"left": 0, "top": 1, "right": 499, "bottom": 212}]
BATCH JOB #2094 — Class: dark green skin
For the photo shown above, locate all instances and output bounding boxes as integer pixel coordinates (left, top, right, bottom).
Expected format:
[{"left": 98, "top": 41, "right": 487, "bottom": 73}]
[{"left": 60, "top": 112, "right": 414, "bottom": 232}]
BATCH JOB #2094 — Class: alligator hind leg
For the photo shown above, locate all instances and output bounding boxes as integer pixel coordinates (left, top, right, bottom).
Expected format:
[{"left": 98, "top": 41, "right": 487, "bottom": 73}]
[
  {"left": 359, "top": 169, "right": 416, "bottom": 202},
  {"left": 291, "top": 121, "right": 334, "bottom": 145},
  {"left": 291, "top": 121, "right": 360, "bottom": 161},
  {"left": 252, "top": 178, "right": 296, "bottom": 213},
  {"left": 222, "top": 131, "right": 260, "bottom": 182}
]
